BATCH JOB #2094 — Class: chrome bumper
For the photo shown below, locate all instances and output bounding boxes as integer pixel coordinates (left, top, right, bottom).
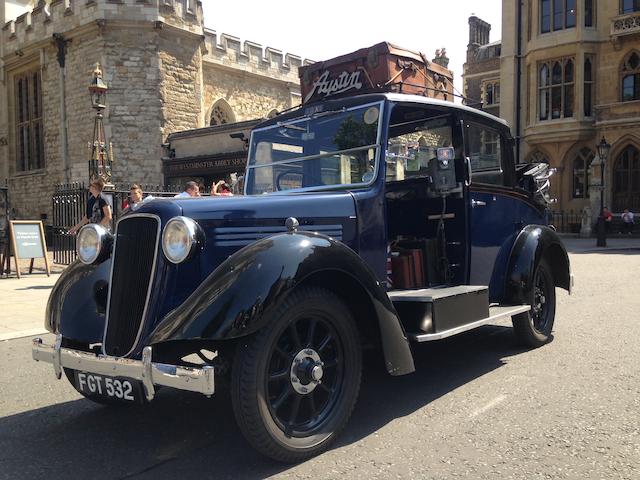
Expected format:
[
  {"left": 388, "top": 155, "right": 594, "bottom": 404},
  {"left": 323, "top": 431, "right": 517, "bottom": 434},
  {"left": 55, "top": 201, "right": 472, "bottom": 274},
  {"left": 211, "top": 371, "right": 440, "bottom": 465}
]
[{"left": 32, "top": 334, "right": 215, "bottom": 401}]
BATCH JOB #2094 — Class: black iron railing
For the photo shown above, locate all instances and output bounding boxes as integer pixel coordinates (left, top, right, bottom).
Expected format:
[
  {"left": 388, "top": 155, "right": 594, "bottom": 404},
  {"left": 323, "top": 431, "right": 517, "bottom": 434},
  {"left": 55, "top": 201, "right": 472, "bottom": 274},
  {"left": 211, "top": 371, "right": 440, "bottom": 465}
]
[{"left": 51, "top": 183, "right": 180, "bottom": 265}]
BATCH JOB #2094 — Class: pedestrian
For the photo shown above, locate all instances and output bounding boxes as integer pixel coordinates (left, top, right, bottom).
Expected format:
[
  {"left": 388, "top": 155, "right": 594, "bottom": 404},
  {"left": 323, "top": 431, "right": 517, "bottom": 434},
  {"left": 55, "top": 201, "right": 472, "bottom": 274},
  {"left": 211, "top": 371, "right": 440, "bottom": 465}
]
[
  {"left": 621, "top": 208, "right": 634, "bottom": 234},
  {"left": 69, "top": 178, "right": 113, "bottom": 234},
  {"left": 124, "top": 184, "right": 153, "bottom": 212},
  {"left": 175, "top": 181, "right": 201, "bottom": 198},
  {"left": 211, "top": 180, "right": 234, "bottom": 197},
  {"left": 599, "top": 207, "right": 613, "bottom": 234}
]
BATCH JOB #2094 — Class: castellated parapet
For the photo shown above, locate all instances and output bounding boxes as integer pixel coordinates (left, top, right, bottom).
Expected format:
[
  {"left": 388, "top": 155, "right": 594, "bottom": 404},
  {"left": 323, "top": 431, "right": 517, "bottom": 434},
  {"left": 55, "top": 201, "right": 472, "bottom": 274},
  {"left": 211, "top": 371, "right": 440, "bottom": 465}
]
[
  {"left": 2, "top": 1, "right": 203, "bottom": 57},
  {"left": 202, "top": 28, "right": 314, "bottom": 84},
  {"left": 1, "top": 0, "right": 312, "bottom": 221}
]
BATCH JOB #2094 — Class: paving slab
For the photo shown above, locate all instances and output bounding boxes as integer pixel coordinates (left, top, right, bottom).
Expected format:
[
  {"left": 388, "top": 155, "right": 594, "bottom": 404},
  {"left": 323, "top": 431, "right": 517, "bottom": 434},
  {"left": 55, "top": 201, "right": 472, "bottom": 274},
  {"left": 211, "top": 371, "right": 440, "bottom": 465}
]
[{"left": 0, "top": 273, "right": 60, "bottom": 341}]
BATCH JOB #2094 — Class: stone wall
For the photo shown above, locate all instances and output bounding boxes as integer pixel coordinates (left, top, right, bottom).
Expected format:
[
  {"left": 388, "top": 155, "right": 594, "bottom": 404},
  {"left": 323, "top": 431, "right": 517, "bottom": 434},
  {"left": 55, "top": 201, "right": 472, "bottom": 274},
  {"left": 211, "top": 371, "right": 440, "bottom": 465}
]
[
  {"left": 1, "top": 0, "right": 313, "bottom": 223},
  {"left": 202, "top": 64, "right": 294, "bottom": 123}
]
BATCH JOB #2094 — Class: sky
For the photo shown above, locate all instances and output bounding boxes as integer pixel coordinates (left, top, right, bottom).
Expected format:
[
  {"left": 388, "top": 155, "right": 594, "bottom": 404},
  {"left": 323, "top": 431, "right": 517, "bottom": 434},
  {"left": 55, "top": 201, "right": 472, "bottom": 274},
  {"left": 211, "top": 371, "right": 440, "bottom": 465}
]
[{"left": 201, "top": 0, "right": 502, "bottom": 101}]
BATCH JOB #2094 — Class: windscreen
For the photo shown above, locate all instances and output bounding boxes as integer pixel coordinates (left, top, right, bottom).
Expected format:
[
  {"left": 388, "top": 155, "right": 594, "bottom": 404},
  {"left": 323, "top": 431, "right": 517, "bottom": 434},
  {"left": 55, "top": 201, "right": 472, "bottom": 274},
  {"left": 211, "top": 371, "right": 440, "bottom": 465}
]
[{"left": 245, "top": 102, "right": 382, "bottom": 194}]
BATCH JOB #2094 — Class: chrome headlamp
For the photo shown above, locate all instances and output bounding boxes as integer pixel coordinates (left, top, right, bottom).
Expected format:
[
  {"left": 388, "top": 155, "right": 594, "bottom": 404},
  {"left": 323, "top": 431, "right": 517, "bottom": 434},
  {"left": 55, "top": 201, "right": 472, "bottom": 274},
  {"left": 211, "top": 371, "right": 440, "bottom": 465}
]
[
  {"left": 162, "top": 216, "right": 203, "bottom": 264},
  {"left": 77, "top": 224, "right": 112, "bottom": 265}
]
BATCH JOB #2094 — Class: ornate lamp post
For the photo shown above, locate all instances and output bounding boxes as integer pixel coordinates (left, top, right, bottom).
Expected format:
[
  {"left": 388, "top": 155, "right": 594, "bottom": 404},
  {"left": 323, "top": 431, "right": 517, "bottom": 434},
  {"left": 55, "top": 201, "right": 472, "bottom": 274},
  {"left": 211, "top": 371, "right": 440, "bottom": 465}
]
[
  {"left": 595, "top": 136, "right": 611, "bottom": 247},
  {"left": 88, "top": 63, "right": 114, "bottom": 188}
]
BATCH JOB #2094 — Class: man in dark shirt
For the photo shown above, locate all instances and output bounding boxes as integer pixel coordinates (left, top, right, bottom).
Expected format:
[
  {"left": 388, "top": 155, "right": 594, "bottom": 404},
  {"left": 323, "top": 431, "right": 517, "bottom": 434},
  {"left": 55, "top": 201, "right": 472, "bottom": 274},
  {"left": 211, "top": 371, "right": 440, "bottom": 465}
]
[{"left": 69, "top": 178, "right": 113, "bottom": 234}]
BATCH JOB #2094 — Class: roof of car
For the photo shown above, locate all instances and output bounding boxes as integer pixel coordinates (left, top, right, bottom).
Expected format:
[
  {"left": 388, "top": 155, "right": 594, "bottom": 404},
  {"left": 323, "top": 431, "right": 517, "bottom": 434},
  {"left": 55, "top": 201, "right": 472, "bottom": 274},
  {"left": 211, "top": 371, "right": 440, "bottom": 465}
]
[{"left": 256, "top": 93, "right": 510, "bottom": 129}]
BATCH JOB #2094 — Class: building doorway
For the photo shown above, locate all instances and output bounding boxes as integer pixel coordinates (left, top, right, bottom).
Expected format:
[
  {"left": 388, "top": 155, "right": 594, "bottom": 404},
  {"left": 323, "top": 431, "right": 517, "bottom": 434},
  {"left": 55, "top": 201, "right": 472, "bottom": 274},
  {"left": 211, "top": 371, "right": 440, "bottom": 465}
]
[{"left": 612, "top": 144, "right": 640, "bottom": 212}]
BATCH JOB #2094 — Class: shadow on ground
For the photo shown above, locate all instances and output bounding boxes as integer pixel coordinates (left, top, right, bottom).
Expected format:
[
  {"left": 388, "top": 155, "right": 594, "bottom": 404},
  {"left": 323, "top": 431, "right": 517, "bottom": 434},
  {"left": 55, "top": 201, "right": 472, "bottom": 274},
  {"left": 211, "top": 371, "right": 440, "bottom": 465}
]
[
  {"left": 0, "top": 326, "right": 531, "bottom": 480},
  {"left": 15, "top": 285, "right": 55, "bottom": 290}
]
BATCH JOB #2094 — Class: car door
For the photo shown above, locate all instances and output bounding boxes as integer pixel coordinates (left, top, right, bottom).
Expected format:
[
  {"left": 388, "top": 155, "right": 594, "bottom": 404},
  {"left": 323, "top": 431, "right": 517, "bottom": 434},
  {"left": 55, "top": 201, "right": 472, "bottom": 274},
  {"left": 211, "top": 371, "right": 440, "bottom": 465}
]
[{"left": 464, "top": 119, "right": 521, "bottom": 297}]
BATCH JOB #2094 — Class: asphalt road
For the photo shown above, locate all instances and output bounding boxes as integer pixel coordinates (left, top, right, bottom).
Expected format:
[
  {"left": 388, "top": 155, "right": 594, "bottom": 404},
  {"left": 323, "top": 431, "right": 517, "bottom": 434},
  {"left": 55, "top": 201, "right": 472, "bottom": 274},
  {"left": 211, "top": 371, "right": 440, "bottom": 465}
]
[{"left": 1, "top": 249, "right": 639, "bottom": 479}]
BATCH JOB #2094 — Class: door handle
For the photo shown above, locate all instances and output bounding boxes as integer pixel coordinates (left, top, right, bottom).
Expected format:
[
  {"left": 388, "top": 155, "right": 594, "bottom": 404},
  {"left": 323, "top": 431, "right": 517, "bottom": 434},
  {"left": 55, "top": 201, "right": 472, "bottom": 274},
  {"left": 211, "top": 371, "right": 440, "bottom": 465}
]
[{"left": 471, "top": 199, "right": 487, "bottom": 207}]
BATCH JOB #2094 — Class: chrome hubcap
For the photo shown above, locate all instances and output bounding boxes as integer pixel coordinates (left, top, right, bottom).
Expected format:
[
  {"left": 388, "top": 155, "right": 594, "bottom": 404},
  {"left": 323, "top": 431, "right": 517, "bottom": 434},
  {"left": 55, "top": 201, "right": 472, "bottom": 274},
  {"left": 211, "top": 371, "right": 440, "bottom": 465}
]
[{"left": 290, "top": 348, "right": 324, "bottom": 395}]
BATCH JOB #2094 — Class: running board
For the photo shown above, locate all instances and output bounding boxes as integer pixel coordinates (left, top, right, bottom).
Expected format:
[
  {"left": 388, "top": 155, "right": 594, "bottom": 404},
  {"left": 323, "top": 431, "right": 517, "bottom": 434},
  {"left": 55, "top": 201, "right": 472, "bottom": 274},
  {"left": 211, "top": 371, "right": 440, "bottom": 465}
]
[{"left": 408, "top": 305, "right": 531, "bottom": 342}]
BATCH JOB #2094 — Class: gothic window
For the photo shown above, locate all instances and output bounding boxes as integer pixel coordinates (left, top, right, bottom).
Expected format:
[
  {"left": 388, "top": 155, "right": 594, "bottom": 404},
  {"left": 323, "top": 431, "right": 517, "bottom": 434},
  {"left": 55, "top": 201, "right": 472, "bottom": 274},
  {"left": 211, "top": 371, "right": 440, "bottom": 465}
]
[
  {"left": 484, "top": 81, "right": 500, "bottom": 106},
  {"left": 209, "top": 99, "right": 235, "bottom": 126},
  {"left": 541, "top": 0, "right": 577, "bottom": 33},
  {"left": 528, "top": 150, "right": 551, "bottom": 165},
  {"left": 621, "top": 0, "right": 640, "bottom": 14},
  {"left": 572, "top": 147, "right": 594, "bottom": 198},
  {"left": 584, "top": 0, "right": 594, "bottom": 26},
  {"left": 621, "top": 51, "right": 640, "bottom": 102},
  {"left": 14, "top": 69, "right": 44, "bottom": 172},
  {"left": 613, "top": 145, "right": 640, "bottom": 211},
  {"left": 584, "top": 58, "right": 593, "bottom": 116},
  {"left": 539, "top": 58, "right": 574, "bottom": 120}
]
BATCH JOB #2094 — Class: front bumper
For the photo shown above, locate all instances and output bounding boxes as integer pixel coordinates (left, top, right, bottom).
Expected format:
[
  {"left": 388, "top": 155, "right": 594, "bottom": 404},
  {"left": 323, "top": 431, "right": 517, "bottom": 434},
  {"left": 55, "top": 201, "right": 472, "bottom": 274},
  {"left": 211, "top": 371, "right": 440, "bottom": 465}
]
[{"left": 32, "top": 334, "right": 215, "bottom": 401}]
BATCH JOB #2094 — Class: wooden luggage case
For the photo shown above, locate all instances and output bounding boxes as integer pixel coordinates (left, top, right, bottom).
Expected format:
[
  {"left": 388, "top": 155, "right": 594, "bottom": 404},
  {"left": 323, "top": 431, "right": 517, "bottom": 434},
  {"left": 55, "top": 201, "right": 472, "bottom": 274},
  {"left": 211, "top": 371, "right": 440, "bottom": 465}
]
[{"left": 298, "top": 42, "right": 453, "bottom": 104}]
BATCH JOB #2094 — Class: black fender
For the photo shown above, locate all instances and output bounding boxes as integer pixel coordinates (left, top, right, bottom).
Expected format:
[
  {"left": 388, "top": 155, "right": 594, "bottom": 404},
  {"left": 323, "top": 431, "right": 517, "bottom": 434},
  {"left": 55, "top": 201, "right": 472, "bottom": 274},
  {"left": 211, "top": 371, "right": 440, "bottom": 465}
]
[
  {"left": 149, "top": 231, "right": 415, "bottom": 376},
  {"left": 505, "top": 225, "right": 571, "bottom": 304},
  {"left": 47, "top": 259, "right": 111, "bottom": 343}
]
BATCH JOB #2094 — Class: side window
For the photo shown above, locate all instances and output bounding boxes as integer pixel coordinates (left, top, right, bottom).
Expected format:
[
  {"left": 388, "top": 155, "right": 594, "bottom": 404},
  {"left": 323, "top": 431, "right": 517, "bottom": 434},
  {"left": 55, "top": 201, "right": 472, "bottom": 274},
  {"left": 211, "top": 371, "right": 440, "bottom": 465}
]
[{"left": 466, "top": 123, "right": 504, "bottom": 186}]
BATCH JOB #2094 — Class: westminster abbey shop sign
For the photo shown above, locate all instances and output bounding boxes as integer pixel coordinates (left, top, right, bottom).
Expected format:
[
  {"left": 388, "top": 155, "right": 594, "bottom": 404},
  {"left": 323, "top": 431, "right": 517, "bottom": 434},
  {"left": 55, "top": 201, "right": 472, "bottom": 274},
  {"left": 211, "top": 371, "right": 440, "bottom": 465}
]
[{"left": 163, "top": 155, "right": 246, "bottom": 176}]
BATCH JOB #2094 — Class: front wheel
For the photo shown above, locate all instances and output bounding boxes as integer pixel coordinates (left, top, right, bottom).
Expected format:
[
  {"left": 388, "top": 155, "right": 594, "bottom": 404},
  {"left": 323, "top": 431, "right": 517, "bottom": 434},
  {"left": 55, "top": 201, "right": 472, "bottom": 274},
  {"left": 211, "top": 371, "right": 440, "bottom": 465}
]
[
  {"left": 231, "top": 287, "right": 362, "bottom": 463},
  {"left": 512, "top": 259, "right": 556, "bottom": 347}
]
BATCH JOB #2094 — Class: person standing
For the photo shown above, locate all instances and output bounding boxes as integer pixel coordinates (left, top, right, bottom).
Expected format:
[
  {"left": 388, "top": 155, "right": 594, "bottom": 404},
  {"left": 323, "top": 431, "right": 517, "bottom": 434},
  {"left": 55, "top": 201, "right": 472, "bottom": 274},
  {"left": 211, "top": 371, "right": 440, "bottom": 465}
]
[
  {"left": 211, "top": 180, "right": 234, "bottom": 197},
  {"left": 621, "top": 208, "right": 635, "bottom": 234},
  {"left": 175, "top": 181, "right": 201, "bottom": 198},
  {"left": 123, "top": 184, "right": 152, "bottom": 212},
  {"left": 69, "top": 178, "right": 113, "bottom": 234},
  {"left": 599, "top": 207, "right": 613, "bottom": 234}
]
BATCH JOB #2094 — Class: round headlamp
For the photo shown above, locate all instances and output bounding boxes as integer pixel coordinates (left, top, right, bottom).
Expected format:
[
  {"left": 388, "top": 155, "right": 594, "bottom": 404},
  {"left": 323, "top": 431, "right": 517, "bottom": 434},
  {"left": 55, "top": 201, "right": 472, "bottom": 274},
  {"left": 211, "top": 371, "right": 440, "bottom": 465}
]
[
  {"left": 77, "top": 224, "right": 112, "bottom": 265},
  {"left": 162, "top": 216, "right": 202, "bottom": 264}
]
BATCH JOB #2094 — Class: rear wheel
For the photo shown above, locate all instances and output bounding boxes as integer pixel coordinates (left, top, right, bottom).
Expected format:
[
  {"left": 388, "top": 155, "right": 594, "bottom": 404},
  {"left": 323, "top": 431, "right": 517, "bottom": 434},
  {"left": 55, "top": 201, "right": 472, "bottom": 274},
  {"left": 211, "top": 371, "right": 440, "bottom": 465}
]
[
  {"left": 512, "top": 259, "right": 556, "bottom": 347},
  {"left": 231, "top": 287, "right": 362, "bottom": 463}
]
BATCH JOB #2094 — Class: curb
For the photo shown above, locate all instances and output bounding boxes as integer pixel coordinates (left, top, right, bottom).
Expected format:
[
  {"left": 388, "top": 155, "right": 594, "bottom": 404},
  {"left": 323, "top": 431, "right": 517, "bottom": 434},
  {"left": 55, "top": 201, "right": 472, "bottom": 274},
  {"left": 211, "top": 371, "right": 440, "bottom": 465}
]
[{"left": 0, "top": 328, "right": 49, "bottom": 342}]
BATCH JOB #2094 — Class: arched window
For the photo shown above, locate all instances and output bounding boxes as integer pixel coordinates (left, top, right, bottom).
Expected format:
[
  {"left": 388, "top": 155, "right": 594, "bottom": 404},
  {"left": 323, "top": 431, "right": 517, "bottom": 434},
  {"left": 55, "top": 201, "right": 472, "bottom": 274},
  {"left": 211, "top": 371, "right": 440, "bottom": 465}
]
[
  {"left": 613, "top": 145, "right": 640, "bottom": 211},
  {"left": 266, "top": 109, "right": 279, "bottom": 119},
  {"left": 621, "top": 51, "right": 640, "bottom": 102},
  {"left": 483, "top": 81, "right": 500, "bottom": 106},
  {"left": 539, "top": 58, "right": 574, "bottom": 120},
  {"left": 209, "top": 99, "right": 235, "bottom": 126},
  {"left": 572, "top": 148, "right": 594, "bottom": 198},
  {"left": 527, "top": 150, "right": 550, "bottom": 164},
  {"left": 584, "top": 58, "right": 593, "bottom": 116}
]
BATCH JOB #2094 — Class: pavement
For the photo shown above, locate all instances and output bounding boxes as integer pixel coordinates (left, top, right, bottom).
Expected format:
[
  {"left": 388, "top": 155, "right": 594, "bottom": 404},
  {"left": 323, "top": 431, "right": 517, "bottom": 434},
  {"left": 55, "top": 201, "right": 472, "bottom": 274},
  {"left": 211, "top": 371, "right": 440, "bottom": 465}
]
[{"left": 0, "top": 236, "right": 638, "bottom": 343}]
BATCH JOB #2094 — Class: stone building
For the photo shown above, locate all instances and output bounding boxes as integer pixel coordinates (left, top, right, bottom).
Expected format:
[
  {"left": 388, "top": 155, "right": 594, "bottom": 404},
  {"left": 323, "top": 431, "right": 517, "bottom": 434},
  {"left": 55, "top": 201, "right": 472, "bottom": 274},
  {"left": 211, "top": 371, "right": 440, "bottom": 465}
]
[
  {"left": 463, "top": 2, "right": 640, "bottom": 218},
  {"left": 0, "top": 0, "right": 308, "bottom": 220},
  {"left": 462, "top": 16, "right": 501, "bottom": 117}
]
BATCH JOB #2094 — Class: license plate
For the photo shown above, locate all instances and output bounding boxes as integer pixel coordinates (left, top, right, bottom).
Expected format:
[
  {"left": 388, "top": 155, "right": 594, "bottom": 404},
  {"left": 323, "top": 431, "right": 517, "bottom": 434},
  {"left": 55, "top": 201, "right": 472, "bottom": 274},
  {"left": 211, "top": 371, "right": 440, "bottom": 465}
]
[{"left": 74, "top": 371, "right": 143, "bottom": 402}]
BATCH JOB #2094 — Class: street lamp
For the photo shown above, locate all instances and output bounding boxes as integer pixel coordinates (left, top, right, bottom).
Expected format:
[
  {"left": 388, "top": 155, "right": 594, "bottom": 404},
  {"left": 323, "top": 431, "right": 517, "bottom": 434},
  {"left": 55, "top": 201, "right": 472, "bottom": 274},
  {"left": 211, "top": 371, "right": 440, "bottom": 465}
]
[
  {"left": 88, "top": 63, "right": 113, "bottom": 187},
  {"left": 595, "top": 136, "right": 611, "bottom": 247}
]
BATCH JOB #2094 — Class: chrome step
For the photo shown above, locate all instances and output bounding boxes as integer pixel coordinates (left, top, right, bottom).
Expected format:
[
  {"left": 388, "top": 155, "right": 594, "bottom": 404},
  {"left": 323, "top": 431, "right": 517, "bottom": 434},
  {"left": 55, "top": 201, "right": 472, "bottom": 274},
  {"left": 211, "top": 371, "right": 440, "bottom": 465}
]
[{"left": 408, "top": 304, "right": 531, "bottom": 342}]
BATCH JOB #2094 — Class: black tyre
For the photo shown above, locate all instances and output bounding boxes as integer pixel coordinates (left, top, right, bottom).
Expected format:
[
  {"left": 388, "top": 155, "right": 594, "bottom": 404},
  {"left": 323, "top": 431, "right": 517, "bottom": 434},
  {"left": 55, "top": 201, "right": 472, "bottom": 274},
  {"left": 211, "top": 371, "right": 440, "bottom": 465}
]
[
  {"left": 231, "top": 287, "right": 362, "bottom": 463},
  {"left": 512, "top": 259, "right": 556, "bottom": 347}
]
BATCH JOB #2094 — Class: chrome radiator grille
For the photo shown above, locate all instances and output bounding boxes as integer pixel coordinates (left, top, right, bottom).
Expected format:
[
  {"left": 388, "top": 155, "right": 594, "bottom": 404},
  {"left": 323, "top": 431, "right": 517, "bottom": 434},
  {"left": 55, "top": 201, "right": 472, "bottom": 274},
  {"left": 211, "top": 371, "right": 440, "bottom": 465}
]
[{"left": 103, "top": 215, "right": 160, "bottom": 357}]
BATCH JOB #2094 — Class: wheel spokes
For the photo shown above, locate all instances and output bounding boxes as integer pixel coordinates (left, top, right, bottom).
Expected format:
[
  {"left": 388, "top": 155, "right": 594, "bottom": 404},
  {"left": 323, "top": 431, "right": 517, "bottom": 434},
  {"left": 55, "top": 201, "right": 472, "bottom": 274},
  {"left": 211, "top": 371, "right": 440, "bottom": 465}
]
[
  {"left": 269, "top": 368, "right": 289, "bottom": 383},
  {"left": 317, "top": 333, "right": 332, "bottom": 352},
  {"left": 305, "top": 318, "right": 317, "bottom": 348},
  {"left": 288, "top": 394, "right": 302, "bottom": 426},
  {"left": 290, "top": 323, "right": 302, "bottom": 350},
  {"left": 273, "top": 387, "right": 292, "bottom": 410}
]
